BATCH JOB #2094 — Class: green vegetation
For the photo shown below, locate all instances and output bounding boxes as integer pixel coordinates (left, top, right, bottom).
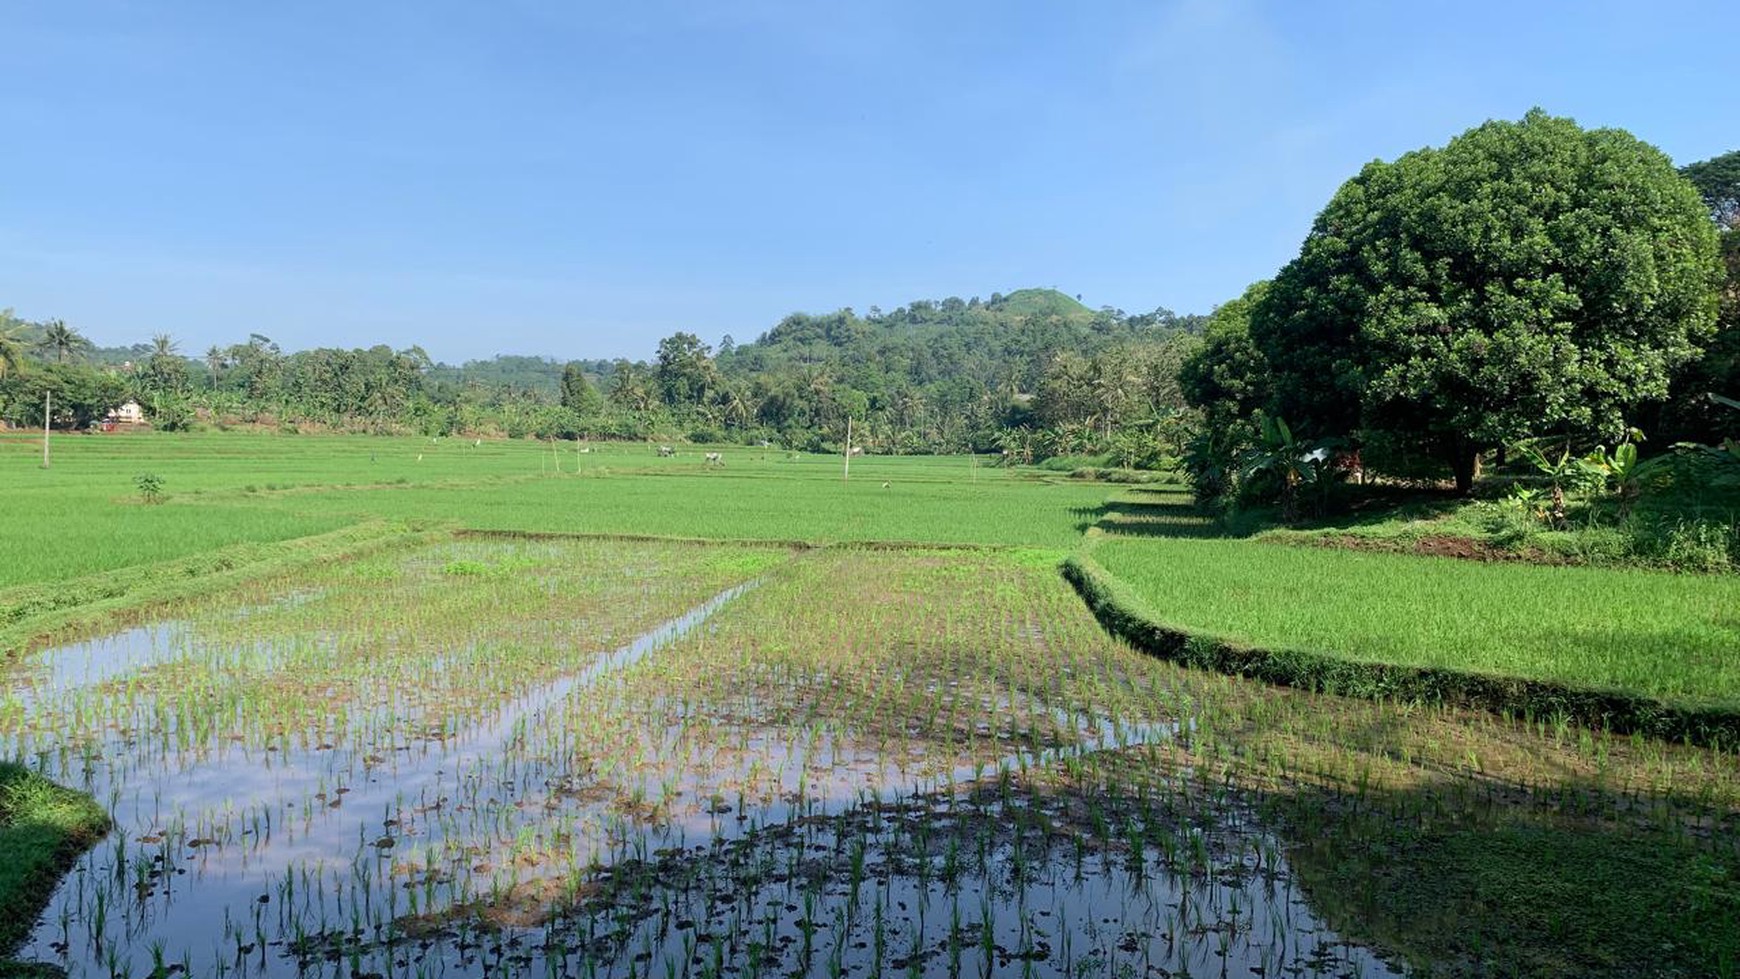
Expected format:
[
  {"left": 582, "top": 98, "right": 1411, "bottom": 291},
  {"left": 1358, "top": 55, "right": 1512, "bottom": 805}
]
[
  {"left": 0, "top": 432, "right": 1106, "bottom": 597},
  {"left": 5, "top": 533, "right": 1734, "bottom": 976},
  {"left": 2, "top": 107, "right": 1739, "bottom": 979},
  {"left": 0, "top": 764, "right": 109, "bottom": 955},
  {"left": 0, "top": 521, "right": 434, "bottom": 657},
  {"left": 1254, "top": 109, "right": 1720, "bottom": 493},
  {"left": 1177, "top": 118, "right": 1737, "bottom": 572},
  {"left": 1085, "top": 487, "right": 1740, "bottom": 717},
  {"left": 0, "top": 288, "right": 1201, "bottom": 460}
]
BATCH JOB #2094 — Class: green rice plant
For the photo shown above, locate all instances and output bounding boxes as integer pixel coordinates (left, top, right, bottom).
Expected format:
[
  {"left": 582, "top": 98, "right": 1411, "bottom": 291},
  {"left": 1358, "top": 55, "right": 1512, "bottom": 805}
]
[{"left": 1086, "top": 537, "right": 1740, "bottom": 720}]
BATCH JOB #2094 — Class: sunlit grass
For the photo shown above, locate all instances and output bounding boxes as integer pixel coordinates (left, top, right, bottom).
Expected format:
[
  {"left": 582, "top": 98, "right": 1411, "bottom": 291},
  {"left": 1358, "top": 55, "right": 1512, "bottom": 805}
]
[
  {"left": 1093, "top": 535, "right": 1740, "bottom": 709},
  {"left": 0, "top": 432, "right": 1107, "bottom": 591}
]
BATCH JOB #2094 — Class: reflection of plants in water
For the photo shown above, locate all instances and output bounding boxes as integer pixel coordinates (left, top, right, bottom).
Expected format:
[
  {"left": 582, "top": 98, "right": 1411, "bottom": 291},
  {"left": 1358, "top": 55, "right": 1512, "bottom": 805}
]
[{"left": 0, "top": 540, "right": 1735, "bottom": 977}]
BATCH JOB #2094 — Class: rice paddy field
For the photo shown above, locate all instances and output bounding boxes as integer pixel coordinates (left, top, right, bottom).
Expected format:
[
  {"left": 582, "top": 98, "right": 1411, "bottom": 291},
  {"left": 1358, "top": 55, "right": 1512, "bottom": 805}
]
[
  {"left": 2, "top": 432, "right": 1739, "bottom": 978},
  {"left": 0, "top": 432, "right": 1105, "bottom": 588},
  {"left": 1088, "top": 487, "right": 1740, "bottom": 712}
]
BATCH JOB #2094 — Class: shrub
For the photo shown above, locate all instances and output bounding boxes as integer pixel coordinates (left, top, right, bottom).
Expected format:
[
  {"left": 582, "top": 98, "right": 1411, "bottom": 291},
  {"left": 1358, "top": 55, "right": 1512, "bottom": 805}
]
[{"left": 134, "top": 473, "right": 165, "bottom": 505}]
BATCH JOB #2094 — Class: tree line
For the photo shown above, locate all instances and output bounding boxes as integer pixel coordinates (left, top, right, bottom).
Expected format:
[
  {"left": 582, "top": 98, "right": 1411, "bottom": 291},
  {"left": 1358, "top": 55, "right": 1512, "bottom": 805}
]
[{"left": 0, "top": 288, "right": 1206, "bottom": 458}]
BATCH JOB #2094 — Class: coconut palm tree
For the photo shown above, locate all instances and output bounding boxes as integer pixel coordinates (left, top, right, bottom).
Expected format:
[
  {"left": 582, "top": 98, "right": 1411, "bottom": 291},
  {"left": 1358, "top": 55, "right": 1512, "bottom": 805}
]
[
  {"left": 0, "top": 318, "right": 27, "bottom": 380},
  {"left": 205, "top": 346, "right": 227, "bottom": 390},
  {"left": 150, "top": 333, "right": 179, "bottom": 358},
  {"left": 36, "top": 319, "right": 92, "bottom": 364}
]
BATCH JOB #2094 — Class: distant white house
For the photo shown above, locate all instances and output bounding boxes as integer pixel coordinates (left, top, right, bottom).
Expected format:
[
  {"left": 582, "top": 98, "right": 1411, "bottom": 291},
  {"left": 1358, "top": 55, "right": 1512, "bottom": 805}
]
[{"left": 107, "top": 401, "right": 145, "bottom": 425}]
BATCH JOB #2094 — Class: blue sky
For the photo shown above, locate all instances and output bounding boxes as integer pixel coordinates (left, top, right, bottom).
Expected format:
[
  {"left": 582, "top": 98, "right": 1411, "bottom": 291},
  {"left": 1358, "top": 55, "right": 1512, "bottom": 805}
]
[{"left": 1, "top": 1, "right": 1734, "bottom": 363}]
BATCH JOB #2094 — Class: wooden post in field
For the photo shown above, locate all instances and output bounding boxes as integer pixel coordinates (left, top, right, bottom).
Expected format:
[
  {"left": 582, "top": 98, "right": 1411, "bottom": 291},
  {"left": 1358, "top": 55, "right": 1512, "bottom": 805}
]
[
  {"left": 843, "top": 416, "right": 852, "bottom": 482},
  {"left": 41, "top": 389, "right": 50, "bottom": 469}
]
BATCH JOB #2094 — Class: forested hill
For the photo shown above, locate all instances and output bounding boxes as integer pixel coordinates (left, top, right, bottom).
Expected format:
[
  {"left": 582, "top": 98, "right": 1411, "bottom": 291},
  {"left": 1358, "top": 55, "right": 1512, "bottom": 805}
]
[
  {"left": 718, "top": 288, "right": 1200, "bottom": 395},
  {"left": 3, "top": 286, "right": 1206, "bottom": 451}
]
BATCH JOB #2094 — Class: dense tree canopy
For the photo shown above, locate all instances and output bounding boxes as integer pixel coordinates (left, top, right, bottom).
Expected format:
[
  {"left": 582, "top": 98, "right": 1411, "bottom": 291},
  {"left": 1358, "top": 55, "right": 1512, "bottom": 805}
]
[
  {"left": 559, "top": 361, "right": 603, "bottom": 414},
  {"left": 1252, "top": 109, "right": 1722, "bottom": 492},
  {"left": 1179, "top": 281, "right": 1271, "bottom": 431},
  {"left": 1650, "top": 149, "right": 1740, "bottom": 442},
  {"left": 1682, "top": 150, "right": 1740, "bottom": 230}
]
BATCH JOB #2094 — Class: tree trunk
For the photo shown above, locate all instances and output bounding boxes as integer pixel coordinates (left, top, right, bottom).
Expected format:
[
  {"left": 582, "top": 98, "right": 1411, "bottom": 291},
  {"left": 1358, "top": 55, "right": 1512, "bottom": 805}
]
[{"left": 1446, "top": 442, "right": 1481, "bottom": 496}]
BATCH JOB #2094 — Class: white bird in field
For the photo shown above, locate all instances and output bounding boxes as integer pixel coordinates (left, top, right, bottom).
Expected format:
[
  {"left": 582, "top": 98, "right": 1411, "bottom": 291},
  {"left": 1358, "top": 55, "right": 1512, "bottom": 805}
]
[
  {"left": 417, "top": 454, "right": 423, "bottom": 461},
  {"left": 882, "top": 481, "right": 890, "bottom": 488}
]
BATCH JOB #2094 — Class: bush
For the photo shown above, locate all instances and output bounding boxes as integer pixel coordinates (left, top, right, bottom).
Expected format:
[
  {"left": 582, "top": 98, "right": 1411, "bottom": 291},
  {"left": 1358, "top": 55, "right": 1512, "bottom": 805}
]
[
  {"left": 133, "top": 473, "right": 165, "bottom": 504},
  {"left": 1036, "top": 453, "right": 1113, "bottom": 472},
  {"left": 1636, "top": 518, "right": 1739, "bottom": 573},
  {"left": 144, "top": 394, "right": 196, "bottom": 432}
]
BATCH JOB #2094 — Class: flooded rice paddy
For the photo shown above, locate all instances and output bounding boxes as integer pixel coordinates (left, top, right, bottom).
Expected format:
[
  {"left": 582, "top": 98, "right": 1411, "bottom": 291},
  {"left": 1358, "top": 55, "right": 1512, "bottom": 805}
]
[{"left": 3, "top": 539, "right": 1401, "bottom": 977}]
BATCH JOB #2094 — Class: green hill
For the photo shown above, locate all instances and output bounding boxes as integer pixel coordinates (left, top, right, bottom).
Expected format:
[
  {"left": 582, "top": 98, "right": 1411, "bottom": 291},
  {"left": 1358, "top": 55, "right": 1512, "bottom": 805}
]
[
  {"left": 714, "top": 287, "right": 1199, "bottom": 411},
  {"left": 985, "top": 288, "right": 1095, "bottom": 321}
]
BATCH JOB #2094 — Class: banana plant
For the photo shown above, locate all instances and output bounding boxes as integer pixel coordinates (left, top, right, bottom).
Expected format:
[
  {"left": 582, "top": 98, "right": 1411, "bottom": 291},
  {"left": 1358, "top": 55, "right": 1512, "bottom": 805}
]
[
  {"left": 1515, "top": 440, "right": 1603, "bottom": 527},
  {"left": 1241, "top": 416, "right": 1345, "bottom": 523},
  {"left": 1582, "top": 428, "right": 1657, "bottom": 517}
]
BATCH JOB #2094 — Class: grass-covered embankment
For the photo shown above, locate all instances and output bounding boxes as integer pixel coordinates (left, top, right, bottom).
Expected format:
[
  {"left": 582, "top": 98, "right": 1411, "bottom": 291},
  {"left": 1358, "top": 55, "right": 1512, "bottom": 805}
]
[
  {"left": 0, "top": 520, "right": 439, "bottom": 657},
  {"left": 1068, "top": 541, "right": 1740, "bottom": 747},
  {"left": 0, "top": 764, "right": 109, "bottom": 957}
]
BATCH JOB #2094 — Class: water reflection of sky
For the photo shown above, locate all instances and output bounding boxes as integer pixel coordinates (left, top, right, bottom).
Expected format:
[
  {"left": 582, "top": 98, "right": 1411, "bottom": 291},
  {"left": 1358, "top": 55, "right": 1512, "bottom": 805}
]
[{"left": 3, "top": 575, "right": 1402, "bottom": 978}]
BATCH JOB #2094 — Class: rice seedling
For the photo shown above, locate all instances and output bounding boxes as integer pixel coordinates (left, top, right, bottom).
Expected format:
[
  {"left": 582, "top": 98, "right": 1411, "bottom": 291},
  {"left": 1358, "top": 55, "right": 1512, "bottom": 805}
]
[{"left": 1, "top": 434, "right": 1735, "bottom": 976}]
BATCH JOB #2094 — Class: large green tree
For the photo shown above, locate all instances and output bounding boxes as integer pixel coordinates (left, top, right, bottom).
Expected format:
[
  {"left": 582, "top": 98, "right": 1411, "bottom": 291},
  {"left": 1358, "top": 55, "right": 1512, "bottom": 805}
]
[
  {"left": 1681, "top": 149, "right": 1740, "bottom": 230},
  {"left": 1, "top": 362, "right": 127, "bottom": 429},
  {"left": 654, "top": 332, "right": 718, "bottom": 407},
  {"left": 1253, "top": 109, "right": 1722, "bottom": 493},
  {"left": 559, "top": 361, "right": 603, "bottom": 413},
  {"left": 1653, "top": 150, "right": 1740, "bottom": 442},
  {"left": 1180, "top": 280, "right": 1271, "bottom": 430},
  {"left": 138, "top": 333, "right": 189, "bottom": 395}
]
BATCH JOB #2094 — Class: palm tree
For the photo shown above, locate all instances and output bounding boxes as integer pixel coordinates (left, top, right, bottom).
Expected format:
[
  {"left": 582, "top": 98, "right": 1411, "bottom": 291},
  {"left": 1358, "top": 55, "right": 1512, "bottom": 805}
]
[
  {"left": 0, "top": 325, "right": 24, "bottom": 379},
  {"left": 205, "top": 346, "right": 227, "bottom": 390},
  {"left": 150, "top": 333, "right": 179, "bottom": 358},
  {"left": 36, "top": 319, "right": 91, "bottom": 364},
  {"left": 0, "top": 317, "right": 27, "bottom": 380},
  {"left": 720, "top": 385, "right": 753, "bottom": 429}
]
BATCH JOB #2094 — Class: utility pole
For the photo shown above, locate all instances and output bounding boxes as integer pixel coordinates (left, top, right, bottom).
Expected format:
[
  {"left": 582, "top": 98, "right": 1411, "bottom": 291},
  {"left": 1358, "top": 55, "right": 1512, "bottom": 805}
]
[
  {"left": 843, "top": 416, "right": 852, "bottom": 482},
  {"left": 41, "top": 389, "right": 51, "bottom": 469}
]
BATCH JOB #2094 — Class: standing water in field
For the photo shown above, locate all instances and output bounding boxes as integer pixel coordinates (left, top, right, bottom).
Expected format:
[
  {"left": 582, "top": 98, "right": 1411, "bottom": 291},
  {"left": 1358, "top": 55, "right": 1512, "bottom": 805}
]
[{"left": 1, "top": 540, "right": 1401, "bottom": 977}]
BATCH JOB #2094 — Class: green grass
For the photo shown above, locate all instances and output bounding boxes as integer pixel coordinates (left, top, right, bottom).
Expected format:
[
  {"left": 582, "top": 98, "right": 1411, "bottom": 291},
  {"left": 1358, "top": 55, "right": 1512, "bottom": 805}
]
[
  {"left": 0, "top": 521, "right": 435, "bottom": 657},
  {"left": 1091, "top": 534, "right": 1740, "bottom": 712},
  {"left": 1286, "top": 796, "right": 1740, "bottom": 978},
  {"left": 0, "top": 492, "right": 1734, "bottom": 976},
  {"left": 0, "top": 433, "right": 1107, "bottom": 592},
  {"left": 0, "top": 763, "right": 109, "bottom": 956}
]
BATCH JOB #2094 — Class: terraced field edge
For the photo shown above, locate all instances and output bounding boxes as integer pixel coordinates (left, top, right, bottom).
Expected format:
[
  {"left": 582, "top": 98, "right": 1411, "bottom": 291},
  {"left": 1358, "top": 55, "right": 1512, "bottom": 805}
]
[
  {"left": 0, "top": 521, "right": 445, "bottom": 658},
  {"left": 1062, "top": 553, "right": 1740, "bottom": 750}
]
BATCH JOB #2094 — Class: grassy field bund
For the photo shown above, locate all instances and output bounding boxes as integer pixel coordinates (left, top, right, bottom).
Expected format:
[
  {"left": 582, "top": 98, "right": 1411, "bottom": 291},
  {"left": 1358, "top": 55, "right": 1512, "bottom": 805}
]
[{"left": 0, "top": 430, "right": 1737, "bottom": 977}]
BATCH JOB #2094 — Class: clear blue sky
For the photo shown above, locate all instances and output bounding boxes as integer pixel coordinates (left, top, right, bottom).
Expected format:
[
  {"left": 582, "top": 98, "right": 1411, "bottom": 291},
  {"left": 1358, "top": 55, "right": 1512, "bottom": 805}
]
[{"left": 1, "top": 0, "right": 1734, "bottom": 363}]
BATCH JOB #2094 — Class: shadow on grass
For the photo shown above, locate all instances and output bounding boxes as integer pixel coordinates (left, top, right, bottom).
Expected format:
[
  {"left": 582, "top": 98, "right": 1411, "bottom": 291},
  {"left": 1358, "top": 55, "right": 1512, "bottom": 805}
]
[
  {"left": 0, "top": 764, "right": 110, "bottom": 964},
  {"left": 1073, "top": 494, "right": 1255, "bottom": 540},
  {"left": 1088, "top": 484, "right": 1477, "bottom": 542},
  {"left": 1262, "top": 771, "right": 1740, "bottom": 979}
]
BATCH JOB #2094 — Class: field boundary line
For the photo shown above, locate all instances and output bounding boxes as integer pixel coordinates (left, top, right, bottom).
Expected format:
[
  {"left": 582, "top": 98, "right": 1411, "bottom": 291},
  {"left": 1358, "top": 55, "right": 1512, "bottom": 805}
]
[
  {"left": 0, "top": 521, "right": 442, "bottom": 659},
  {"left": 454, "top": 528, "right": 1021, "bottom": 553},
  {"left": 1062, "top": 552, "right": 1740, "bottom": 750}
]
